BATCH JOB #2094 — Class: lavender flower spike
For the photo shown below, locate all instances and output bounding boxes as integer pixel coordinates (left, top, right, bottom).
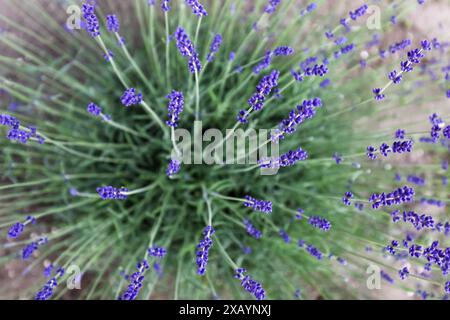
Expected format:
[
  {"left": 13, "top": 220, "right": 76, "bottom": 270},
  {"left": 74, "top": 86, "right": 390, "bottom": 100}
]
[
  {"left": 196, "top": 226, "right": 215, "bottom": 275},
  {"left": 234, "top": 268, "right": 266, "bottom": 300},
  {"left": 121, "top": 88, "right": 143, "bottom": 107},
  {"left": 35, "top": 267, "right": 65, "bottom": 300},
  {"left": 166, "top": 159, "right": 181, "bottom": 177},
  {"left": 244, "top": 219, "right": 262, "bottom": 239},
  {"left": 96, "top": 186, "right": 128, "bottom": 200},
  {"left": 7, "top": 216, "right": 36, "bottom": 239},
  {"left": 244, "top": 195, "right": 272, "bottom": 213},
  {"left": 81, "top": 3, "right": 100, "bottom": 37},
  {"left": 161, "top": 0, "right": 171, "bottom": 11},
  {"left": 264, "top": 0, "right": 281, "bottom": 14},
  {"left": 206, "top": 34, "right": 222, "bottom": 62},
  {"left": 308, "top": 216, "right": 331, "bottom": 231},
  {"left": 185, "top": 0, "right": 208, "bottom": 17},
  {"left": 369, "top": 185, "right": 415, "bottom": 209},
  {"left": 118, "top": 259, "right": 149, "bottom": 300},
  {"left": 106, "top": 15, "right": 120, "bottom": 33},
  {"left": 166, "top": 90, "right": 184, "bottom": 127},
  {"left": 22, "top": 237, "right": 48, "bottom": 260},
  {"left": 238, "top": 70, "right": 280, "bottom": 123},
  {"left": 174, "top": 27, "right": 202, "bottom": 74},
  {"left": 259, "top": 147, "right": 308, "bottom": 169}
]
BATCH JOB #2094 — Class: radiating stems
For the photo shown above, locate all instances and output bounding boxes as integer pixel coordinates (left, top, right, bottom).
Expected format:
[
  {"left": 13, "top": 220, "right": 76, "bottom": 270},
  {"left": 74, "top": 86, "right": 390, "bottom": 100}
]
[
  {"left": 96, "top": 36, "right": 167, "bottom": 136},
  {"left": 214, "top": 236, "right": 239, "bottom": 270}
]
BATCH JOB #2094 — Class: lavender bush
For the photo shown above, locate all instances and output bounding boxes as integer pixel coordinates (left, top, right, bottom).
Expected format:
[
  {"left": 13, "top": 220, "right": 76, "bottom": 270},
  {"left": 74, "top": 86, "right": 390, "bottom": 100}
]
[{"left": 0, "top": 0, "right": 449, "bottom": 300}]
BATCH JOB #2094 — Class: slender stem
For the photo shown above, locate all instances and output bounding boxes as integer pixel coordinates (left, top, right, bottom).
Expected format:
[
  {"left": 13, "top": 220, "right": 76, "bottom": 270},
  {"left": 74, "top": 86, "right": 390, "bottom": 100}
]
[{"left": 165, "top": 12, "right": 171, "bottom": 88}]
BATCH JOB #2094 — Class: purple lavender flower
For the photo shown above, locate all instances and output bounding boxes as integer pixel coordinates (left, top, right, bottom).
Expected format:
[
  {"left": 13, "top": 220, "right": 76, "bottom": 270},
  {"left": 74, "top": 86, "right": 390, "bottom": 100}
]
[
  {"left": 342, "top": 191, "right": 353, "bottom": 206},
  {"left": 296, "top": 208, "right": 304, "bottom": 220},
  {"left": 35, "top": 267, "right": 65, "bottom": 300},
  {"left": 174, "top": 27, "right": 201, "bottom": 74},
  {"left": 196, "top": 226, "right": 215, "bottom": 275},
  {"left": 234, "top": 268, "right": 266, "bottom": 300},
  {"left": 102, "top": 50, "right": 114, "bottom": 61},
  {"left": 372, "top": 88, "right": 385, "bottom": 101},
  {"left": 166, "top": 159, "right": 181, "bottom": 177},
  {"left": 161, "top": 0, "right": 171, "bottom": 11},
  {"left": 349, "top": 4, "right": 368, "bottom": 20},
  {"left": 264, "top": 0, "right": 281, "bottom": 14},
  {"left": 399, "top": 266, "right": 409, "bottom": 280},
  {"left": 271, "top": 98, "right": 322, "bottom": 142},
  {"left": 96, "top": 186, "right": 128, "bottom": 200},
  {"left": 121, "top": 88, "right": 143, "bottom": 107},
  {"left": 444, "top": 126, "right": 450, "bottom": 139},
  {"left": 395, "top": 129, "right": 405, "bottom": 139},
  {"left": 406, "top": 175, "right": 425, "bottom": 186},
  {"left": 87, "top": 102, "right": 101, "bottom": 116},
  {"left": 381, "top": 270, "right": 394, "bottom": 284},
  {"left": 369, "top": 185, "right": 415, "bottom": 209},
  {"left": 308, "top": 216, "right": 331, "bottom": 231},
  {"left": 446, "top": 281, "right": 450, "bottom": 294},
  {"left": 22, "top": 237, "right": 48, "bottom": 260},
  {"left": 392, "top": 140, "right": 413, "bottom": 154},
  {"left": 0, "top": 114, "right": 20, "bottom": 129},
  {"left": 118, "top": 259, "right": 149, "bottom": 300},
  {"left": 148, "top": 247, "right": 167, "bottom": 257},
  {"left": 106, "top": 15, "right": 119, "bottom": 33},
  {"left": 279, "top": 229, "right": 290, "bottom": 243},
  {"left": 81, "top": 3, "right": 100, "bottom": 37},
  {"left": 306, "top": 244, "right": 323, "bottom": 260},
  {"left": 166, "top": 90, "right": 184, "bottom": 127},
  {"left": 244, "top": 219, "right": 262, "bottom": 239},
  {"left": 7, "top": 216, "right": 36, "bottom": 238},
  {"left": 253, "top": 51, "right": 273, "bottom": 74},
  {"left": 206, "top": 34, "right": 222, "bottom": 62},
  {"left": 244, "top": 195, "right": 272, "bottom": 213},
  {"left": 389, "top": 70, "right": 402, "bottom": 84},
  {"left": 238, "top": 70, "right": 280, "bottom": 123},
  {"left": 185, "top": 0, "right": 208, "bottom": 17},
  {"left": 332, "top": 152, "right": 343, "bottom": 164},
  {"left": 389, "top": 39, "right": 412, "bottom": 54},
  {"left": 259, "top": 147, "right": 308, "bottom": 169},
  {"left": 273, "top": 46, "right": 294, "bottom": 56}
]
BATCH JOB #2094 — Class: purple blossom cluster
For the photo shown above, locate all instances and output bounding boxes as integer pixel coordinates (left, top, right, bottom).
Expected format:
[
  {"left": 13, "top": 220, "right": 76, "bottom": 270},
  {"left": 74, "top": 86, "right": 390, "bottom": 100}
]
[
  {"left": 148, "top": 247, "right": 167, "bottom": 257},
  {"left": 22, "top": 237, "right": 48, "bottom": 260},
  {"left": 166, "top": 159, "right": 181, "bottom": 177},
  {"left": 238, "top": 70, "right": 280, "bottom": 123},
  {"left": 406, "top": 175, "right": 425, "bottom": 186},
  {"left": 334, "top": 44, "right": 355, "bottom": 59},
  {"left": 161, "top": 0, "right": 171, "bottom": 11},
  {"left": 349, "top": 4, "right": 368, "bottom": 20},
  {"left": 185, "top": 0, "right": 208, "bottom": 17},
  {"left": 366, "top": 139, "right": 413, "bottom": 160},
  {"left": 106, "top": 15, "right": 120, "bottom": 33},
  {"left": 174, "top": 27, "right": 201, "bottom": 74},
  {"left": 264, "top": 0, "right": 281, "bottom": 14},
  {"left": 279, "top": 229, "right": 290, "bottom": 243},
  {"left": 271, "top": 98, "right": 322, "bottom": 142},
  {"left": 244, "top": 219, "right": 262, "bottom": 239},
  {"left": 0, "top": 114, "right": 44, "bottom": 144},
  {"left": 305, "top": 243, "right": 323, "bottom": 260},
  {"left": 96, "top": 186, "right": 128, "bottom": 200},
  {"left": 35, "top": 267, "right": 65, "bottom": 300},
  {"left": 81, "top": 3, "right": 100, "bottom": 37},
  {"left": 259, "top": 147, "right": 308, "bottom": 169},
  {"left": 196, "top": 226, "right": 215, "bottom": 275},
  {"left": 308, "top": 216, "right": 331, "bottom": 231},
  {"left": 244, "top": 195, "right": 272, "bottom": 213},
  {"left": 166, "top": 90, "right": 184, "bottom": 127},
  {"left": 420, "top": 198, "right": 445, "bottom": 208},
  {"left": 206, "top": 34, "right": 222, "bottom": 62},
  {"left": 342, "top": 191, "right": 353, "bottom": 206},
  {"left": 121, "top": 88, "right": 143, "bottom": 107},
  {"left": 369, "top": 185, "right": 415, "bottom": 209},
  {"left": 234, "top": 268, "right": 266, "bottom": 300},
  {"left": 118, "top": 259, "right": 149, "bottom": 300},
  {"left": 7, "top": 216, "right": 36, "bottom": 239},
  {"left": 291, "top": 64, "right": 328, "bottom": 81}
]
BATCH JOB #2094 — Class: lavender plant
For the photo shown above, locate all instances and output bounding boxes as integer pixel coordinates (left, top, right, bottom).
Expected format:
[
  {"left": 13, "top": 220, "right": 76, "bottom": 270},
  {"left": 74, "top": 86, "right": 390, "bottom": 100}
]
[{"left": 0, "top": 0, "right": 449, "bottom": 300}]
